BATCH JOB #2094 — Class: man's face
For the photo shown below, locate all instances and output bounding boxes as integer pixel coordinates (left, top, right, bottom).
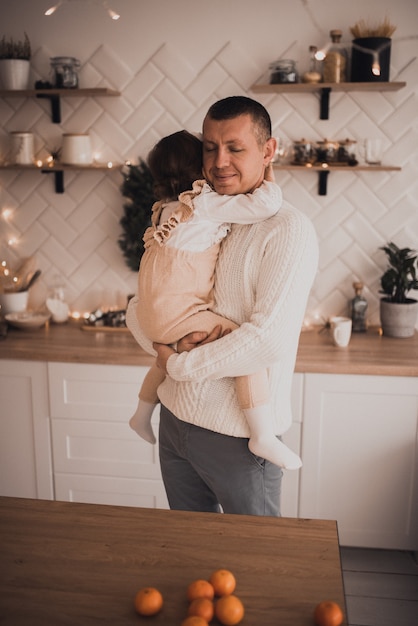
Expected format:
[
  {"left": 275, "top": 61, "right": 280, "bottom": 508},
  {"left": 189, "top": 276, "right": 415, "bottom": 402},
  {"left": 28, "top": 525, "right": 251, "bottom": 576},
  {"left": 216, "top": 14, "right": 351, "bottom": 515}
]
[{"left": 202, "top": 114, "right": 276, "bottom": 195}]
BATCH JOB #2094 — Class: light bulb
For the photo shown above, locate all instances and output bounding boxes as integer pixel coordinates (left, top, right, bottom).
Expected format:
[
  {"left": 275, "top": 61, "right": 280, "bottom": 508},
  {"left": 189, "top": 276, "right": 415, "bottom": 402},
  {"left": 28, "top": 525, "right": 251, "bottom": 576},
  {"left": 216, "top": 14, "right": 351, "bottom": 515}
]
[
  {"left": 45, "top": 1, "right": 62, "bottom": 16},
  {"left": 372, "top": 62, "right": 381, "bottom": 76},
  {"left": 108, "top": 9, "right": 120, "bottom": 20}
]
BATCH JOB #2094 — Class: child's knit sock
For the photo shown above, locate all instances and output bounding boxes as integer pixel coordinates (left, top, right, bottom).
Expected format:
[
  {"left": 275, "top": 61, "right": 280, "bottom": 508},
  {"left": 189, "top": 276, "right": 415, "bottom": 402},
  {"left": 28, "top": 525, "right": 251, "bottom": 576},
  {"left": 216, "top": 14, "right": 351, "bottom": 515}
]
[
  {"left": 129, "top": 399, "right": 157, "bottom": 444},
  {"left": 244, "top": 405, "right": 302, "bottom": 470}
]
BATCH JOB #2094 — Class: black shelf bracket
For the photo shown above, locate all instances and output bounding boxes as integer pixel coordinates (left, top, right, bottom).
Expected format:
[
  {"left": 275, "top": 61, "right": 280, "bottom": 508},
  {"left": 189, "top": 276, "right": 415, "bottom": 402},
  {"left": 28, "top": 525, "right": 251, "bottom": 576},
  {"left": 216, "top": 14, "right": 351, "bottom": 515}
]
[
  {"left": 36, "top": 93, "right": 61, "bottom": 123},
  {"left": 41, "top": 169, "right": 64, "bottom": 193},
  {"left": 319, "top": 87, "right": 331, "bottom": 120},
  {"left": 318, "top": 169, "right": 330, "bottom": 195}
]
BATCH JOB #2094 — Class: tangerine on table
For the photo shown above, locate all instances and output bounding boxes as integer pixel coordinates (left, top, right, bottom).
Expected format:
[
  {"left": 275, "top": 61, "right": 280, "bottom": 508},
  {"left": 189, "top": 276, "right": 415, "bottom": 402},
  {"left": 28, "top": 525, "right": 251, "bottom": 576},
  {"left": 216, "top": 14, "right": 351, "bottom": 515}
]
[
  {"left": 133, "top": 586, "right": 163, "bottom": 616},
  {"left": 314, "top": 600, "right": 344, "bottom": 626},
  {"left": 209, "top": 569, "right": 236, "bottom": 596},
  {"left": 181, "top": 617, "right": 209, "bottom": 626},
  {"left": 215, "top": 594, "right": 245, "bottom": 625},
  {"left": 187, "top": 579, "right": 215, "bottom": 602},
  {"left": 188, "top": 597, "right": 214, "bottom": 622}
]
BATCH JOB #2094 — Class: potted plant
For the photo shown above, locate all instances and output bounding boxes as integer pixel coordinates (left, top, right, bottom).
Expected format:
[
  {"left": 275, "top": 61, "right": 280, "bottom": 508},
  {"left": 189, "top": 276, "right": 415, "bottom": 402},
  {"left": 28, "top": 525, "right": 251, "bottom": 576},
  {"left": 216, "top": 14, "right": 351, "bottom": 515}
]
[
  {"left": 0, "top": 32, "right": 31, "bottom": 90},
  {"left": 379, "top": 242, "right": 418, "bottom": 337}
]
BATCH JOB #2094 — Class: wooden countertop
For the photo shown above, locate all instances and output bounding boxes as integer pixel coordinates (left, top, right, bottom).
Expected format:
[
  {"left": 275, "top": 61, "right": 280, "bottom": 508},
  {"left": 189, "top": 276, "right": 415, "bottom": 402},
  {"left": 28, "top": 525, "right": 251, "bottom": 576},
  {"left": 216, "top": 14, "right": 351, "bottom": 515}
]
[
  {"left": 0, "top": 320, "right": 417, "bottom": 376},
  {"left": 0, "top": 496, "right": 347, "bottom": 625}
]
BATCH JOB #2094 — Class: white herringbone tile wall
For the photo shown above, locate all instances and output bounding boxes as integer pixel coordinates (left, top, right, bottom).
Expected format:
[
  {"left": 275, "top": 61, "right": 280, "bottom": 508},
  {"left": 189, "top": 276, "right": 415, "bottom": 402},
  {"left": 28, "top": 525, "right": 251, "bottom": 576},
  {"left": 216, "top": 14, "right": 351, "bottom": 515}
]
[{"left": 0, "top": 0, "right": 417, "bottom": 327}]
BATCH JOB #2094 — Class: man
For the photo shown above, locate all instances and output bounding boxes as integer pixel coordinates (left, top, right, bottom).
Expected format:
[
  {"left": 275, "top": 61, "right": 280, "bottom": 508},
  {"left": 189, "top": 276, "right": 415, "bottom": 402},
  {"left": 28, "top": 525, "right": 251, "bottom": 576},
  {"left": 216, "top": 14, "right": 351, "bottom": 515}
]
[{"left": 129, "top": 96, "right": 318, "bottom": 516}]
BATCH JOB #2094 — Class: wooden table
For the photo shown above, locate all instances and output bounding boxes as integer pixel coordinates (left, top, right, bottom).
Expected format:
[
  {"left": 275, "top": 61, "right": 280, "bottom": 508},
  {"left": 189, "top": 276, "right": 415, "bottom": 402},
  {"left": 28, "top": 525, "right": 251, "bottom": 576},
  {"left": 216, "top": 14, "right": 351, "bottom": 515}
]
[{"left": 0, "top": 497, "right": 346, "bottom": 625}]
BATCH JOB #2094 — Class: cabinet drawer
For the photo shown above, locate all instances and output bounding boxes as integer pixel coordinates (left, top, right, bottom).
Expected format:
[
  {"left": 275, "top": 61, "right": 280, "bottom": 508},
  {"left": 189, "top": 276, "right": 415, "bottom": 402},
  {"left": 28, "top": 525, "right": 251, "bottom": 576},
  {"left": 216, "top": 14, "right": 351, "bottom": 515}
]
[
  {"left": 52, "top": 418, "right": 162, "bottom": 479},
  {"left": 54, "top": 473, "right": 168, "bottom": 509},
  {"left": 48, "top": 362, "right": 150, "bottom": 420}
]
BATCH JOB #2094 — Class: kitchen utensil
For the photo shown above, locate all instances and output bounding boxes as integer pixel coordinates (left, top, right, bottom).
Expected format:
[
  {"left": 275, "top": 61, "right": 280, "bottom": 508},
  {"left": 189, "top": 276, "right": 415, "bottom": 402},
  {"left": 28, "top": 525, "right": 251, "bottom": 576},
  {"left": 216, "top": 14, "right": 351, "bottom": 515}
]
[{"left": 19, "top": 269, "right": 41, "bottom": 292}]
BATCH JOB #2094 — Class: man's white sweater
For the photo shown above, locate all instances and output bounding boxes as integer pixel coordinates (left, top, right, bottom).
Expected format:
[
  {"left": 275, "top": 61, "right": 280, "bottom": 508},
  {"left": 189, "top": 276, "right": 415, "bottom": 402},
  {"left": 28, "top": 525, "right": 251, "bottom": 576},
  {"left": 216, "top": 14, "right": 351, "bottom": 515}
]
[{"left": 129, "top": 200, "right": 318, "bottom": 438}]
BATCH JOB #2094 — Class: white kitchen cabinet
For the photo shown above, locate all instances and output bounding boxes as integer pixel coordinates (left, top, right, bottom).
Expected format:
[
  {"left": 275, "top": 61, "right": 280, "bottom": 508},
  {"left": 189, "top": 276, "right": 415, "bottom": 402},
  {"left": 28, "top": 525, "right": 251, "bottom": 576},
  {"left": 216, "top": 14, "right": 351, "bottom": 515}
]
[
  {"left": 299, "top": 373, "right": 418, "bottom": 550},
  {"left": 48, "top": 362, "right": 169, "bottom": 509},
  {"left": 0, "top": 359, "right": 53, "bottom": 500},
  {"left": 46, "top": 361, "right": 301, "bottom": 515}
]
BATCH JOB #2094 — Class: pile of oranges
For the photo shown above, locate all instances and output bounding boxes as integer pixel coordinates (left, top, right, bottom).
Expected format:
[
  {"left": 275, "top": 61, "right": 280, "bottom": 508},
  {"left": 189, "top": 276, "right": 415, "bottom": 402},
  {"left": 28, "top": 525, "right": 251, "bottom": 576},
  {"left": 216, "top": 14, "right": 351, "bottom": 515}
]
[
  {"left": 134, "top": 568, "right": 244, "bottom": 625},
  {"left": 133, "top": 568, "right": 344, "bottom": 625}
]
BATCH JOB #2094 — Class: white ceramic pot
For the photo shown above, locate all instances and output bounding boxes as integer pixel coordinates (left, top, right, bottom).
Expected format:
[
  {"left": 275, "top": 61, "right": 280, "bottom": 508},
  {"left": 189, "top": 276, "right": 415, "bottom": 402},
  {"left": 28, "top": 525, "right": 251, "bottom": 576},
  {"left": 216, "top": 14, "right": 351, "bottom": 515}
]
[
  {"left": 379, "top": 298, "right": 418, "bottom": 338},
  {"left": 61, "top": 134, "right": 92, "bottom": 165},
  {"left": 0, "top": 59, "right": 30, "bottom": 90},
  {"left": 9, "top": 132, "right": 34, "bottom": 164},
  {"left": 0, "top": 290, "right": 29, "bottom": 316}
]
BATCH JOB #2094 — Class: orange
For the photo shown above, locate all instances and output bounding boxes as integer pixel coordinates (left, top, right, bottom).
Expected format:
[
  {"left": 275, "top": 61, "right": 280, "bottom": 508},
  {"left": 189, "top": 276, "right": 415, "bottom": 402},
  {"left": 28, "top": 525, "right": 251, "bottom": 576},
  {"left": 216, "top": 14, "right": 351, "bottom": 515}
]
[
  {"left": 215, "top": 594, "right": 244, "bottom": 625},
  {"left": 181, "top": 617, "right": 209, "bottom": 626},
  {"left": 209, "top": 569, "right": 236, "bottom": 597},
  {"left": 188, "top": 597, "right": 214, "bottom": 622},
  {"left": 133, "top": 586, "right": 163, "bottom": 616},
  {"left": 314, "top": 600, "right": 344, "bottom": 626},
  {"left": 187, "top": 579, "right": 215, "bottom": 602}
]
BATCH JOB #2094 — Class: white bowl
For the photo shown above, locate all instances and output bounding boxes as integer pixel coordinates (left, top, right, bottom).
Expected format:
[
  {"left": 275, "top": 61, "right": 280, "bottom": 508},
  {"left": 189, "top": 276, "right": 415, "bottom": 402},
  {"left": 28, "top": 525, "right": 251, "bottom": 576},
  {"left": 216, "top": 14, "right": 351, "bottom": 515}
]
[{"left": 5, "top": 311, "right": 50, "bottom": 330}]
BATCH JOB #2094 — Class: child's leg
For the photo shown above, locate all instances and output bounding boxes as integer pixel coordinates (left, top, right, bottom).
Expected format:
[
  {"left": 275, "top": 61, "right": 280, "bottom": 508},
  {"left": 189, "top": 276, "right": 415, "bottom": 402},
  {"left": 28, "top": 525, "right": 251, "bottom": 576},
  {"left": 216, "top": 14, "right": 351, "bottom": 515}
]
[
  {"left": 129, "top": 362, "right": 165, "bottom": 444},
  {"left": 235, "top": 372, "right": 302, "bottom": 470}
]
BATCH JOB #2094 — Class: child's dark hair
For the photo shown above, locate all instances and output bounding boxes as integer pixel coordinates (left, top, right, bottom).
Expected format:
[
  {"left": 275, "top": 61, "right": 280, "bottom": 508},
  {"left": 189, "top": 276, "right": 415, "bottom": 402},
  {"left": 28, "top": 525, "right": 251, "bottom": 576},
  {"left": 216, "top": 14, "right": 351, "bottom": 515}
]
[{"left": 147, "top": 130, "right": 203, "bottom": 201}]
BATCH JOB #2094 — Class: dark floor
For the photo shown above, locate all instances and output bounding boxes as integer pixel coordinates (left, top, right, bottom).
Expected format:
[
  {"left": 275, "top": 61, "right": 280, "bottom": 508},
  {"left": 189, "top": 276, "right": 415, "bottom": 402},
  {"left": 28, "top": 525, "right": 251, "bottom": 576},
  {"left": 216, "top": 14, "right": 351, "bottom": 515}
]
[{"left": 340, "top": 548, "right": 418, "bottom": 626}]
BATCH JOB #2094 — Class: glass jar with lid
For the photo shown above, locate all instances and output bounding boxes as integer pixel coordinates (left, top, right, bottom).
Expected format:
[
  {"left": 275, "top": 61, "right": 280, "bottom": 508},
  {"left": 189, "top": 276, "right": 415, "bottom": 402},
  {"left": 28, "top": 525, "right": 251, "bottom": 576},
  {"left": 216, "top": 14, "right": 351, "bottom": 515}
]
[
  {"left": 50, "top": 56, "right": 80, "bottom": 88},
  {"left": 269, "top": 59, "right": 298, "bottom": 84}
]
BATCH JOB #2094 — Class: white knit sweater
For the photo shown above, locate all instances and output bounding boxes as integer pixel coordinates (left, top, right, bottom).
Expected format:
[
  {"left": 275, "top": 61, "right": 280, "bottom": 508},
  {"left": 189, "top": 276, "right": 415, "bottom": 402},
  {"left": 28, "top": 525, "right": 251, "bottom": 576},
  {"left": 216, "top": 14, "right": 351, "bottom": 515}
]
[{"left": 128, "top": 200, "right": 318, "bottom": 438}]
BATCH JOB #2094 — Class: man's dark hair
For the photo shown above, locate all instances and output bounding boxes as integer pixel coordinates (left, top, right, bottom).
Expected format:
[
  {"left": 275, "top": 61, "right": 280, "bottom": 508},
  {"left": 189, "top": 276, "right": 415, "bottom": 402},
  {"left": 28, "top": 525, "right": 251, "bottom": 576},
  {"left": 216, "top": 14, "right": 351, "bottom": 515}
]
[
  {"left": 205, "top": 96, "right": 272, "bottom": 145},
  {"left": 147, "top": 130, "right": 203, "bottom": 200}
]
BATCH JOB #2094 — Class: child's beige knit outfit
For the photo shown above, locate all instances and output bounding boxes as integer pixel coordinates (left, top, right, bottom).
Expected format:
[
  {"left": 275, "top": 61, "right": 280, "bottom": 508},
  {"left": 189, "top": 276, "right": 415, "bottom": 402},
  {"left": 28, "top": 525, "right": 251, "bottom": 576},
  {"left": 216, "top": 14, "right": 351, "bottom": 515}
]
[{"left": 133, "top": 179, "right": 282, "bottom": 409}]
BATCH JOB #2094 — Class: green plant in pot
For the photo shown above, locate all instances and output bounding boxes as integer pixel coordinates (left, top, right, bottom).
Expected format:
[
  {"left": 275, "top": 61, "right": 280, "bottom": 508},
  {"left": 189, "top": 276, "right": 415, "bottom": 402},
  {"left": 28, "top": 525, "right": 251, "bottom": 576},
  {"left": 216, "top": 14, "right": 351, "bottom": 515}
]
[
  {"left": 0, "top": 32, "right": 31, "bottom": 90},
  {"left": 379, "top": 242, "right": 418, "bottom": 337}
]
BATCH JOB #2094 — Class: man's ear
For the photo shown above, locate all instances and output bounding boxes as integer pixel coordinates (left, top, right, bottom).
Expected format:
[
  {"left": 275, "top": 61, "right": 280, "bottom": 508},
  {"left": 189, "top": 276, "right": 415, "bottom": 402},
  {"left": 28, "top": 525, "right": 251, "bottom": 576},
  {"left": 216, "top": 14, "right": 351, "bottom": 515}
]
[{"left": 263, "top": 137, "right": 277, "bottom": 164}]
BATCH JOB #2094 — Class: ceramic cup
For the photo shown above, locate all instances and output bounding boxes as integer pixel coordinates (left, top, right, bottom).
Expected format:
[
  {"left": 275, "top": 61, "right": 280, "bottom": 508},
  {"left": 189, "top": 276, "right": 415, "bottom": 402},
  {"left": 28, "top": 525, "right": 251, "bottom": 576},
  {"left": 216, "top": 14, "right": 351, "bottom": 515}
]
[
  {"left": 364, "top": 139, "right": 383, "bottom": 165},
  {"left": 330, "top": 316, "right": 352, "bottom": 347},
  {"left": 0, "top": 290, "right": 29, "bottom": 316}
]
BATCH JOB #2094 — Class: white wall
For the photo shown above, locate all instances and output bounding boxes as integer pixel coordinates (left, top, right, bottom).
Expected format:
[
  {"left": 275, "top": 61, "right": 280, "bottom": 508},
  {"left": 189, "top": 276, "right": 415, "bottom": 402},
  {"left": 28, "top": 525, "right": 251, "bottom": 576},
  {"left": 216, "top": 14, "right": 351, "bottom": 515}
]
[{"left": 0, "top": 0, "right": 417, "bottom": 326}]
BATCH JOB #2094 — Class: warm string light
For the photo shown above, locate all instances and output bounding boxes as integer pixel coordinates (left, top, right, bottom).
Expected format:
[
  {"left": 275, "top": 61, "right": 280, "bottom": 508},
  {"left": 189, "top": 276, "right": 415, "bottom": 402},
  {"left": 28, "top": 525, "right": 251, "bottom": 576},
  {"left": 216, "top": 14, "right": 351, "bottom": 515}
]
[{"left": 44, "top": 0, "right": 120, "bottom": 21}]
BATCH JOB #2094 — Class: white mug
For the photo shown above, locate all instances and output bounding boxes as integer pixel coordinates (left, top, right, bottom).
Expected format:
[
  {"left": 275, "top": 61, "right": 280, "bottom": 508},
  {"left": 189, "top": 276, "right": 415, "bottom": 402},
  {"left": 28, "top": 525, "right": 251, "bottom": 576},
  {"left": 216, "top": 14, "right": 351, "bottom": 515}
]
[
  {"left": 364, "top": 138, "right": 383, "bottom": 165},
  {"left": 61, "top": 134, "right": 92, "bottom": 165},
  {"left": 330, "top": 316, "right": 352, "bottom": 347},
  {"left": 10, "top": 132, "right": 34, "bottom": 165}
]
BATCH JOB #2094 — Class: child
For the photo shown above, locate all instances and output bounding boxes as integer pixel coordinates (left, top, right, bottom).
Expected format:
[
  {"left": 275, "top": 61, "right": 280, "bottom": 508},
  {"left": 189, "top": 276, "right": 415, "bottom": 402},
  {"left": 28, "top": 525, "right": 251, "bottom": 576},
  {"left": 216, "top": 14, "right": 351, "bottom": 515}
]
[{"left": 126, "top": 130, "right": 301, "bottom": 470}]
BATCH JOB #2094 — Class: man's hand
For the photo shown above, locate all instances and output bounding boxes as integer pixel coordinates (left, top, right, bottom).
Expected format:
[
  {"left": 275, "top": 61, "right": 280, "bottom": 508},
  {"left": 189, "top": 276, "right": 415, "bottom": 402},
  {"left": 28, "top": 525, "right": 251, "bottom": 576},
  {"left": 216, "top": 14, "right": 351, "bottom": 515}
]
[
  {"left": 153, "top": 325, "right": 231, "bottom": 374},
  {"left": 177, "top": 325, "right": 229, "bottom": 352}
]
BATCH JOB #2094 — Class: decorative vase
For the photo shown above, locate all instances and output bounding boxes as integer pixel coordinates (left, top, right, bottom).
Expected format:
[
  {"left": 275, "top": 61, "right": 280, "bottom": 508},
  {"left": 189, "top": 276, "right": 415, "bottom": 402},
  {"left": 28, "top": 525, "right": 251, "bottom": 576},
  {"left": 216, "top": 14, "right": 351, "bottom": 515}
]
[
  {"left": 0, "top": 59, "right": 30, "bottom": 90},
  {"left": 379, "top": 298, "right": 418, "bottom": 338},
  {"left": 351, "top": 37, "right": 391, "bottom": 82}
]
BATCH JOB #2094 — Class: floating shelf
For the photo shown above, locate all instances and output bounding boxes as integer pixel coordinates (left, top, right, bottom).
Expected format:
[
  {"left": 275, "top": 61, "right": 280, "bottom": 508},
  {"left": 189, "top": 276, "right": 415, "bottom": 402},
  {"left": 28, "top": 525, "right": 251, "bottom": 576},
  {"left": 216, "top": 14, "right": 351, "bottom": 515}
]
[
  {"left": 273, "top": 164, "right": 402, "bottom": 195},
  {"left": 251, "top": 82, "right": 406, "bottom": 119},
  {"left": 0, "top": 88, "right": 120, "bottom": 123},
  {"left": 0, "top": 163, "right": 122, "bottom": 193}
]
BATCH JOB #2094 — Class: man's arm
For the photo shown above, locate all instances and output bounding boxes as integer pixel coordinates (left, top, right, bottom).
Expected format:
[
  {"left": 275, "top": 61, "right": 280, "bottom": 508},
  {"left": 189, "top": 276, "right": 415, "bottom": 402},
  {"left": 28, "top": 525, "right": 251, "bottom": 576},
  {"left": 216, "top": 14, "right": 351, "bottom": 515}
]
[{"left": 163, "top": 207, "right": 318, "bottom": 383}]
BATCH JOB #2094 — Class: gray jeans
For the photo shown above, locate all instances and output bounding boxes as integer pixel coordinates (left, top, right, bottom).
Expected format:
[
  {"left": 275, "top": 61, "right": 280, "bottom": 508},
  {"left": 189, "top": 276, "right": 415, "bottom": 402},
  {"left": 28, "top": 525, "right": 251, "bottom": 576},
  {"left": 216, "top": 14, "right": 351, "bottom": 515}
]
[{"left": 158, "top": 404, "right": 283, "bottom": 516}]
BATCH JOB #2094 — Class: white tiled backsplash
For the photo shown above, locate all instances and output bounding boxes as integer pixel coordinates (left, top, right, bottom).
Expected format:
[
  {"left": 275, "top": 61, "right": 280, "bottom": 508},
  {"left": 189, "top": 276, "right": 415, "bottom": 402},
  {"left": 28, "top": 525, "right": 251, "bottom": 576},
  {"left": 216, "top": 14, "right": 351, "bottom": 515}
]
[{"left": 1, "top": 0, "right": 417, "bottom": 328}]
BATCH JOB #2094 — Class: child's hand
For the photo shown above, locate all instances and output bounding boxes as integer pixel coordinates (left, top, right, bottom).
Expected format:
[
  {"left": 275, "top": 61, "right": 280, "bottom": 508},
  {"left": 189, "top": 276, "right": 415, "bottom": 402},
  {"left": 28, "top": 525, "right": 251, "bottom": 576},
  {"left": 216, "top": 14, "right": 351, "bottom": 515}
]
[{"left": 264, "top": 162, "right": 276, "bottom": 182}]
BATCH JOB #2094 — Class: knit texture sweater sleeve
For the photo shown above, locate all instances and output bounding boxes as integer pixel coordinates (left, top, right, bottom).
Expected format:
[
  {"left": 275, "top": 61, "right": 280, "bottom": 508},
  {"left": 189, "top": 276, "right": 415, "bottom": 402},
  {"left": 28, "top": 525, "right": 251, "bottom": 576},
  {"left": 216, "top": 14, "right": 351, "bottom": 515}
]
[{"left": 165, "top": 202, "right": 318, "bottom": 383}]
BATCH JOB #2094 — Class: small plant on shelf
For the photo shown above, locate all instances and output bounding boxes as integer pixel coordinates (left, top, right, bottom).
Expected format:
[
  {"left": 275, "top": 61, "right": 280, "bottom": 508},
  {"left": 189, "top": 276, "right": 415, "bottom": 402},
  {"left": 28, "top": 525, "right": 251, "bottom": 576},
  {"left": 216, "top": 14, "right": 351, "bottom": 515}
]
[{"left": 0, "top": 32, "right": 31, "bottom": 60}]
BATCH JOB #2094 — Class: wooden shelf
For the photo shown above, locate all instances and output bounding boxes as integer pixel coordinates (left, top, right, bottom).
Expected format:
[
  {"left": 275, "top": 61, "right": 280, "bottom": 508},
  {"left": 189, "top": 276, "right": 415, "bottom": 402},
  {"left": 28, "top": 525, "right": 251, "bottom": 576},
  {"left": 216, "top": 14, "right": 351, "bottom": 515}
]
[
  {"left": 251, "top": 81, "right": 406, "bottom": 94},
  {"left": 251, "top": 81, "right": 406, "bottom": 119},
  {"left": 0, "top": 163, "right": 122, "bottom": 193},
  {"left": 0, "top": 87, "right": 120, "bottom": 123},
  {"left": 273, "top": 163, "right": 402, "bottom": 195}
]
